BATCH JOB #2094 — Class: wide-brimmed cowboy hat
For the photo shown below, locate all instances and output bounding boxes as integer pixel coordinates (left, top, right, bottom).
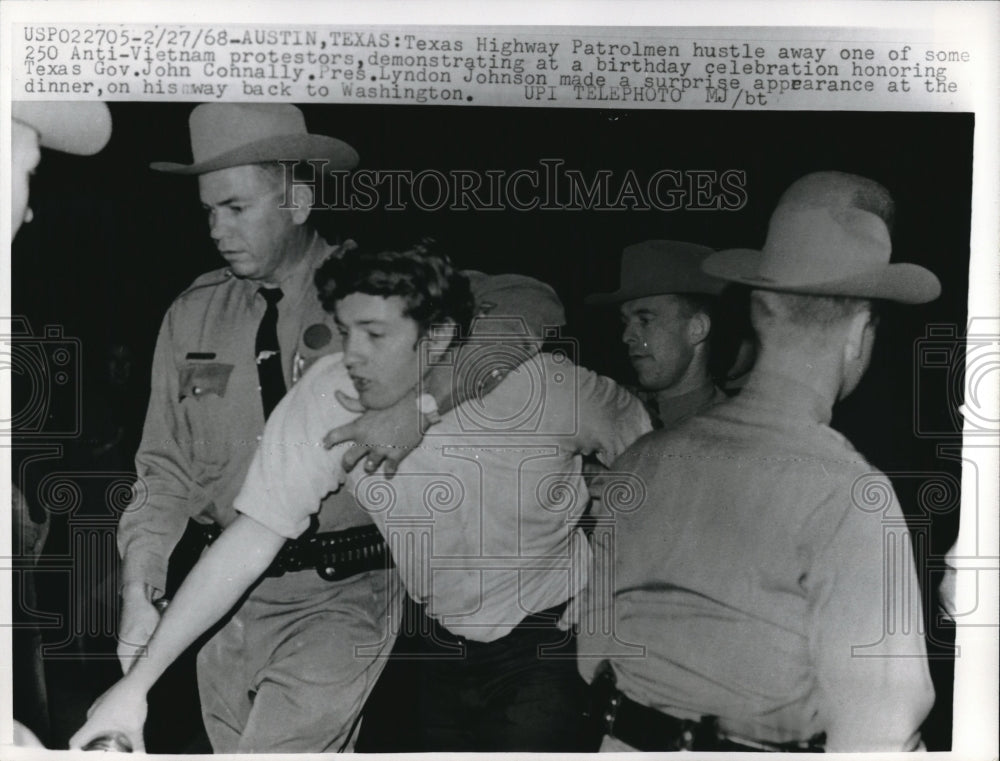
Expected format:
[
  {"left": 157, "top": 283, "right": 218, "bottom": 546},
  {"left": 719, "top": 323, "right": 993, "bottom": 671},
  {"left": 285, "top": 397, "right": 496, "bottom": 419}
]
[
  {"left": 703, "top": 171, "right": 940, "bottom": 304},
  {"left": 585, "top": 240, "right": 725, "bottom": 306},
  {"left": 150, "top": 103, "right": 358, "bottom": 175},
  {"left": 13, "top": 101, "right": 112, "bottom": 155}
]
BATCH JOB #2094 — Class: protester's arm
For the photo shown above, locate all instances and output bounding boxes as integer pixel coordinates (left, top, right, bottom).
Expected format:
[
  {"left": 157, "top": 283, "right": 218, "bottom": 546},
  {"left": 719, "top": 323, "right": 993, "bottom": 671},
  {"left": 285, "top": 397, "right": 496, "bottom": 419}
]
[
  {"left": 569, "top": 362, "right": 652, "bottom": 465},
  {"left": 71, "top": 356, "right": 356, "bottom": 750},
  {"left": 323, "top": 272, "right": 566, "bottom": 476},
  {"left": 804, "top": 478, "right": 935, "bottom": 751},
  {"left": 69, "top": 515, "right": 285, "bottom": 751},
  {"left": 116, "top": 311, "right": 198, "bottom": 673},
  {"left": 235, "top": 355, "right": 357, "bottom": 537}
]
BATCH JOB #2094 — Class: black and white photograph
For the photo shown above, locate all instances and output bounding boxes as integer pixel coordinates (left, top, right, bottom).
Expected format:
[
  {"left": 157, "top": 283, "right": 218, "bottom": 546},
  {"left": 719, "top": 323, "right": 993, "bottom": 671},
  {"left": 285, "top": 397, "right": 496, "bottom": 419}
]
[{"left": 3, "top": 3, "right": 998, "bottom": 758}]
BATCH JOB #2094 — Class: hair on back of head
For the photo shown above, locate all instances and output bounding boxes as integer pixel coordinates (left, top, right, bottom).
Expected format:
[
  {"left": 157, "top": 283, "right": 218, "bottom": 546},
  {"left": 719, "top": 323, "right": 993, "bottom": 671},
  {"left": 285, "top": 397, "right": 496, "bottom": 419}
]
[{"left": 750, "top": 290, "right": 872, "bottom": 341}]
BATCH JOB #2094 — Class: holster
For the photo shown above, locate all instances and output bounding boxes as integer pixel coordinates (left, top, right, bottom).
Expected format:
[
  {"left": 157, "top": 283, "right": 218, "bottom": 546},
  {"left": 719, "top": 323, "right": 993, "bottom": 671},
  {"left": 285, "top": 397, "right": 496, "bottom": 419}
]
[{"left": 584, "top": 660, "right": 825, "bottom": 753}]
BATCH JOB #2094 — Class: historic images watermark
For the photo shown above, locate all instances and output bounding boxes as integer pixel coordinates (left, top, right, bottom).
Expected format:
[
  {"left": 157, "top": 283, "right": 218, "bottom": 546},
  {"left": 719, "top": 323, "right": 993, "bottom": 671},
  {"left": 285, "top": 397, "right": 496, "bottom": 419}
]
[{"left": 276, "top": 160, "right": 749, "bottom": 213}]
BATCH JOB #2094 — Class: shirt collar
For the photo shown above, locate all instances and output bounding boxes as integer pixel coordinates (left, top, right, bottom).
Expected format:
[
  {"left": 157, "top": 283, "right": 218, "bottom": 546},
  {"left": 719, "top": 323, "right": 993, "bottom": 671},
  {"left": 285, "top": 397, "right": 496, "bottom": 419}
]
[
  {"left": 273, "top": 232, "right": 332, "bottom": 299},
  {"left": 654, "top": 380, "right": 722, "bottom": 429},
  {"left": 738, "top": 369, "right": 834, "bottom": 426},
  {"left": 236, "top": 232, "right": 334, "bottom": 307}
]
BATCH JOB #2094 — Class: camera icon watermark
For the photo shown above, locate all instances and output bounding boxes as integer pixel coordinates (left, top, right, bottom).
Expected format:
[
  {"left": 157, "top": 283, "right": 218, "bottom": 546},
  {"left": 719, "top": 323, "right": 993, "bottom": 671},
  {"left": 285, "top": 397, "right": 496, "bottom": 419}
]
[
  {"left": 1, "top": 317, "right": 82, "bottom": 439},
  {"left": 914, "top": 319, "right": 999, "bottom": 438},
  {"left": 419, "top": 318, "right": 579, "bottom": 436},
  {"left": 850, "top": 471, "right": 961, "bottom": 658}
]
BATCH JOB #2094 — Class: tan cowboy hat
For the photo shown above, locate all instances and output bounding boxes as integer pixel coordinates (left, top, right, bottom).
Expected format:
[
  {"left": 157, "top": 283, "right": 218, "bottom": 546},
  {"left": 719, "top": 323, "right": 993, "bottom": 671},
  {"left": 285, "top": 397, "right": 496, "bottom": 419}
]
[
  {"left": 585, "top": 240, "right": 725, "bottom": 305},
  {"left": 703, "top": 171, "right": 940, "bottom": 304},
  {"left": 150, "top": 103, "right": 358, "bottom": 175},
  {"left": 13, "top": 101, "right": 112, "bottom": 155}
]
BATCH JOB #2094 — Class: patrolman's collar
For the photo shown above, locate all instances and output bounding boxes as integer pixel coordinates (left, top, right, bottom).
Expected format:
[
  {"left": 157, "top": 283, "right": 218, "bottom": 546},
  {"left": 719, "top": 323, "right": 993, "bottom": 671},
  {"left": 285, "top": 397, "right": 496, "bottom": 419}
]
[
  {"left": 738, "top": 369, "right": 834, "bottom": 426},
  {"left": 238, "top": 231, "right": 331, "bottom": 309},
  {"left": 654, "top": 380, "right": 720, "bottom": 429}
]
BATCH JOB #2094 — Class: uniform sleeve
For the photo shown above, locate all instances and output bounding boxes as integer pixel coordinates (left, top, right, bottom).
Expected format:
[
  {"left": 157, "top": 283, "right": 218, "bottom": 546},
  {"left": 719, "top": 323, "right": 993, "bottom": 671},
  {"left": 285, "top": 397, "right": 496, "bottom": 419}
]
[
  {"left": 802, "top": 476, "right": 935, "bottom": 751},
  {"left": 117, "top": 309, "right": 200, "bottom": 596},
  {"left": 570, "top": 362, "right": 652, "bottom": 466},
  {"left": 233, "top": 355, "right": 358, "bottom": 539}
]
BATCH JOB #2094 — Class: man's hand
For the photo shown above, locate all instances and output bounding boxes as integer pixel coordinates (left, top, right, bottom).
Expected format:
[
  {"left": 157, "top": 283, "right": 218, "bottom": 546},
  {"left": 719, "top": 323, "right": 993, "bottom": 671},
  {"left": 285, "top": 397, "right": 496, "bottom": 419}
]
[
  {"left": 68, "top": 676, "right": 148, "bottom": 751},
  {"left": 117, "top": 583, "right": 160, "bottom": 675},
  {"left": 323, "top": 389, "right": 429, "bottom": 478}
]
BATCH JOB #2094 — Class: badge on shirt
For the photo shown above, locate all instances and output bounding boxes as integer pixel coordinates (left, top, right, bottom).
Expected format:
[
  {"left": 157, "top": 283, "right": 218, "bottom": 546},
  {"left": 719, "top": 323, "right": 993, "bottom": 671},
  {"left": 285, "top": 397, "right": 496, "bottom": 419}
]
[{"left": 292, "top": 323, "right": 337, "bottom": 384}]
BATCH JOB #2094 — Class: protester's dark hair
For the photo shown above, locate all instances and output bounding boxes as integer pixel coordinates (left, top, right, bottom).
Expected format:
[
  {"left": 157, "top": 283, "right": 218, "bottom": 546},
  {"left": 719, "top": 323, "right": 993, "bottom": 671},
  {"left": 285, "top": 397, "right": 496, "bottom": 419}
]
[{"left": 315, "top": 237, "right": 475, "bottom": 338}]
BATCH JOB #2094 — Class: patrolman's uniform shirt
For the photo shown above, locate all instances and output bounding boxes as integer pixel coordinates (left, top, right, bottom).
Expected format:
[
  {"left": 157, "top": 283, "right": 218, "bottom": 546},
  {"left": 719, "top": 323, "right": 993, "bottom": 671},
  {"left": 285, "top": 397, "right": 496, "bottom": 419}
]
[
  {"left": 235, "top": 352, "right": 652, "bottom": 642},
  {"left": 638, "top": 380, "right": 728, "bottom": 430},
  {"left": 118, "top": 236, "right": 353, "bottom": 593},
  {"left": 577, "top": 370, "right": 935, "bottom": 752}
]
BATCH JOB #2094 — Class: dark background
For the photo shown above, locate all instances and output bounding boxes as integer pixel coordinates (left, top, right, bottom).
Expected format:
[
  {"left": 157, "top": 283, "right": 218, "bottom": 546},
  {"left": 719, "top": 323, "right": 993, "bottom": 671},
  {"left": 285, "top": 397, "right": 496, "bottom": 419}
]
[{"left": 11, "top": 104, "right": 972, "bottom": 750}]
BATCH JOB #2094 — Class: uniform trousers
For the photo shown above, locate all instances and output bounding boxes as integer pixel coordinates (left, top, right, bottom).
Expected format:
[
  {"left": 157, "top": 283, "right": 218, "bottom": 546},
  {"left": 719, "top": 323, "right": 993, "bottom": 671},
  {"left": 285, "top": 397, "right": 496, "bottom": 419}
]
[{"left": 196, "top": 565, "right": 396, "bottom": 753}]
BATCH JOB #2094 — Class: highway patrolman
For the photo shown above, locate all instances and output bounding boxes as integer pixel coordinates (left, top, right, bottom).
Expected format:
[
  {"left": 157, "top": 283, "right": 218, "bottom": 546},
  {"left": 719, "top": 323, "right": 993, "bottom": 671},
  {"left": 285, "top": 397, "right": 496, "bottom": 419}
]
[
  {"left": 586, "top": 239, "right": 729, "bottom": 430},
  {"left": 577, "top": 171, "right": 939, "bottom": 752}
]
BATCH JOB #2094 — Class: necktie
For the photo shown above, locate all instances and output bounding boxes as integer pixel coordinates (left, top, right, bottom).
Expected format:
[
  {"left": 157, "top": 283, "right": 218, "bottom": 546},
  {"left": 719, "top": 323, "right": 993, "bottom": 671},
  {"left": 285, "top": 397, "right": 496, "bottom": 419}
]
[{"left": 255, "top": 287, "right": 286, "bottom": 419}]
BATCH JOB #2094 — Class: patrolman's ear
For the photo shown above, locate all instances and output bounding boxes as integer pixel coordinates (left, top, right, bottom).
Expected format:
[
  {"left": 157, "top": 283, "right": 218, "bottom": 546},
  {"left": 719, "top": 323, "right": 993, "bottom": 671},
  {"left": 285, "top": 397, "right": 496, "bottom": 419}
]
[
  {"left": 289, "top": 183, "right": 314, "bottom": 225},
  {"left": 688, "top": 311, "right": 711, "bottom": 346},
  {"left": 843, "top": 309, "right": 871, "bottom": 361}
]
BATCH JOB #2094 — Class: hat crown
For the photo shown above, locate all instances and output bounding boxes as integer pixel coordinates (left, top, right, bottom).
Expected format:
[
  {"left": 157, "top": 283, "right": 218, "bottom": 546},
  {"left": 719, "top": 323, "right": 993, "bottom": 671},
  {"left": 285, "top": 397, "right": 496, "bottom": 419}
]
[
  {"left": 188, "top": 104, "right": 307, "bottom": 164},
  {"left": 617, "top": 240, "right": 721, "bottom": 294},
  {"left": 758, "top": 204, "right": 892, "bottom": 286},
  {"left": 701, "top": 171, "right": 941, "bottom": 304}
]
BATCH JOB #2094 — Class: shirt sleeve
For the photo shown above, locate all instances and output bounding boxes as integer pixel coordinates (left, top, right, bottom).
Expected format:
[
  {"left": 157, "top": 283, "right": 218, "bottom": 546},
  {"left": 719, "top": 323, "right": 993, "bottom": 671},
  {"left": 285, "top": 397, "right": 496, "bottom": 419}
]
[
  {"left": 233, "top": 354, "right": 359, "bottom": 540},
  {"left": 570, "top": 362, "right": 652, "bottom": 467},
  {"left": 802, "top": 475, "right": 935, "bottom": 751},
  {"left": 117, "top": 309, "right": 200, "bottom": 596}
]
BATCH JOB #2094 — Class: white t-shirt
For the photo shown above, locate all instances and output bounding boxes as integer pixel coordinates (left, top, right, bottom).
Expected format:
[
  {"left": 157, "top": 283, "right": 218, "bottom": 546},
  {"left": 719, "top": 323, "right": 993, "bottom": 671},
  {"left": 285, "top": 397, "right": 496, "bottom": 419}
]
[{"left": 235, "top": 351, "right": 651, "bottom": 641}]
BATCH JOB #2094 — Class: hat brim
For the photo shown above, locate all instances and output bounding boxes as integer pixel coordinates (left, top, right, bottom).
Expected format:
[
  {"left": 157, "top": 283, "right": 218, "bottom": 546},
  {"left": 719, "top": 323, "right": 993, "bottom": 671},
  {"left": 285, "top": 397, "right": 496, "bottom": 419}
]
[
  {"left": 150, "top": 134, "right": 358, "bottom": 175},
  {"left": 704, "top": 249, "right": 941, "bottom": 304},
  {"left": 13, "top": 101, "right": 112, "bottom": 156}
]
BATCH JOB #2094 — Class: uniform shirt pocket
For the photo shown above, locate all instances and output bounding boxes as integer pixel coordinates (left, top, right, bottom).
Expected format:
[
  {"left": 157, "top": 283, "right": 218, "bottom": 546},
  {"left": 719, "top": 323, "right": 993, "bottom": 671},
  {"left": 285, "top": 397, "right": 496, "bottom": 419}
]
[{"left": 179, "top": 361, "right": 235, "bottom": 402}]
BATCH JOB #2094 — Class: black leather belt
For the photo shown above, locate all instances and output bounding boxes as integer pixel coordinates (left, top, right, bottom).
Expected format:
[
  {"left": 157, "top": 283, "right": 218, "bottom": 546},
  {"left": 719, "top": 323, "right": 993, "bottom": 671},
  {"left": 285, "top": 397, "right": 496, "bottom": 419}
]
[
  {"left": 198, "top": 521, "right": 393, "bottom": 581},
  {"left": 410, "top": 599, "right": 569, "bottom": 652},
  {"left": 585, "top": 661, "right": 825, "bottom": 752}
]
